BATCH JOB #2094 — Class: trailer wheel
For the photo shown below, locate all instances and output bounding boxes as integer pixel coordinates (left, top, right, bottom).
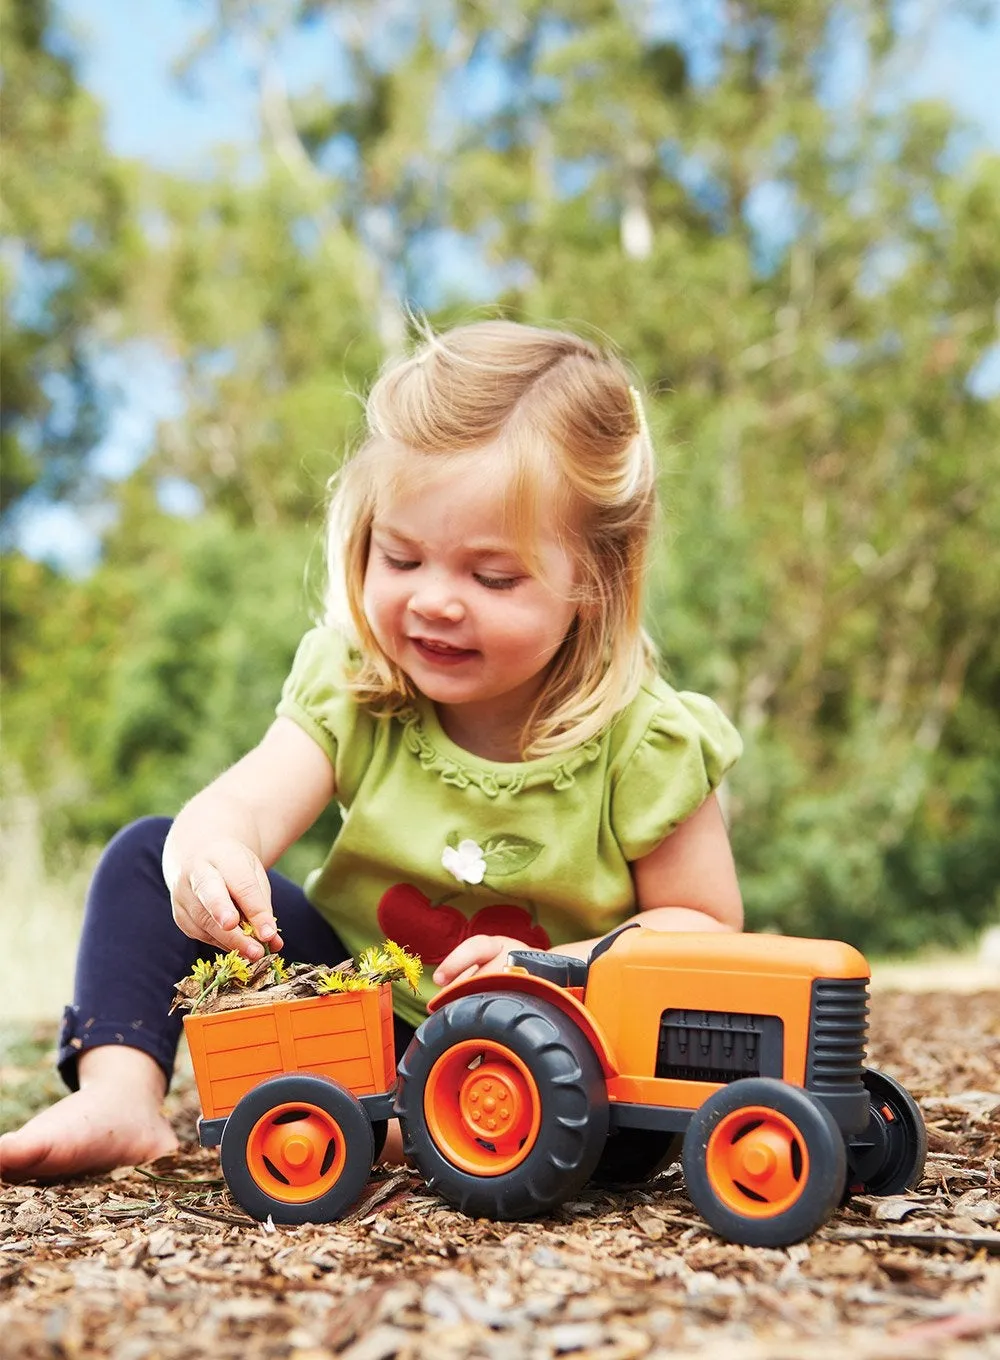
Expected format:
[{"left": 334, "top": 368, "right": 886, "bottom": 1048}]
[
  {"left": 844, "top": 1068, "right": 927, "bottom": 1198},
  {"left": 221, "top": 1073, "right": 374, "bottom": 1224},
  {"left": 683, "top": 1078, "right": 846, "bottom": 1246},
  {"left": 591, "top": 1128, "right": 683, "bottom": 1185},
  {"left": 397, "top": 991, "right": 608, "bottom": 1220}
]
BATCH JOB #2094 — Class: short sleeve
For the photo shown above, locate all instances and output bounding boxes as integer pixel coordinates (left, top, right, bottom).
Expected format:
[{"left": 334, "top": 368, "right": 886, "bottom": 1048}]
[
  {"left": 275, "top": 627, "right": 376, "bottom": 805},
  {"left": 610, "top": 685, "right": 742, "bottom": 861}
]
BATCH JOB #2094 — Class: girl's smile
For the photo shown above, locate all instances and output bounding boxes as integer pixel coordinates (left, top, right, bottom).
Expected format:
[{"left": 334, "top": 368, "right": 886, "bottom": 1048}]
[
  {"left": 362, "top": 451, "right": 579, "bottom": 757},
  {"left": 409, "top": 637, "right": 479, "bottom": 664}
]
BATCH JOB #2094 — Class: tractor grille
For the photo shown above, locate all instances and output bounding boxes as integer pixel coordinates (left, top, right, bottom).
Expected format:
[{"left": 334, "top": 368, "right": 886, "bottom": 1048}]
[
  {"left": 806, "top": 978, "right": 869, "bottom": 1101},
  {"left": 656, "top": 1010, "right": 783, "bottom": 1084}
]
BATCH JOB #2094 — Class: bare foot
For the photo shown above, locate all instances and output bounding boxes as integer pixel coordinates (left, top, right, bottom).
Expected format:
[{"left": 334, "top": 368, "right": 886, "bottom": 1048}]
[{"left": 0, "top": 1047, "right": 179, "bottom": 1183}]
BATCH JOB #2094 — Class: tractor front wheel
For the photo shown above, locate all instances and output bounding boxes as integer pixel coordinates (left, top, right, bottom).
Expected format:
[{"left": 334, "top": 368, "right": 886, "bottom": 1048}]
[{"left": 683, "top": 1078, "right": 846, "bottom": 1247}]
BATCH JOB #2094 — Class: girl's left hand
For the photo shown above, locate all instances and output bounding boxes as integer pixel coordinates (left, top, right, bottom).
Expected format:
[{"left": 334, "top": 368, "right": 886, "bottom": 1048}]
[{"left": 433, "top": 935, "right": 527, "bottom": 987}]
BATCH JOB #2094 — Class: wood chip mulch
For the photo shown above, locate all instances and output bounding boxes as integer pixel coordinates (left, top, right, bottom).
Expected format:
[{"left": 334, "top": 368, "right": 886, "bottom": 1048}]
[{"left": 2, "top": 988, "right": 998, "bottom": 1360}]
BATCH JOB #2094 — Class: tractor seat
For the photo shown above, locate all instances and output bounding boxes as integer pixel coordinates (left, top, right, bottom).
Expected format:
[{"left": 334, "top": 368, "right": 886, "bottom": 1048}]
[
  {"left": 508, "top": 949, "right": 589, "bottom": 988},
  {"left": 509, "top": 923, "right": 644, "bottom": 991}
]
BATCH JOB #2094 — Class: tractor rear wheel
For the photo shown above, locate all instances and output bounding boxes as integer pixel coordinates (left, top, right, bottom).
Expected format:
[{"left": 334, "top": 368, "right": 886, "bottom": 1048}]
[
  {"left": 844, "top": 1068, "right": 927, "bottom": 1198},
  {"left": 397, "top": 991, "right": 608, "bottom": 1220}
]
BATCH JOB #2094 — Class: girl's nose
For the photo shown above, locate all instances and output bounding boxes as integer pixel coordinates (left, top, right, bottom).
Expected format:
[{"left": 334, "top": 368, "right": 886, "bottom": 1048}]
[{"left": 408, "top": 579, "right": 465, "bottom": 623}]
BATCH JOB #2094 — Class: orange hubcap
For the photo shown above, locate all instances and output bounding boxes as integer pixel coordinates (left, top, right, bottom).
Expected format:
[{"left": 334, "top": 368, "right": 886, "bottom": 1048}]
[
  {"left": 425, "top": 1040, "right": 541, "bottom": 1175},
  {"left": 245, "top": 1102, "right": 347, "bottom": 1203},
  {"left": 706, "top": 1106, "right": 810, "bottom": 1218}
]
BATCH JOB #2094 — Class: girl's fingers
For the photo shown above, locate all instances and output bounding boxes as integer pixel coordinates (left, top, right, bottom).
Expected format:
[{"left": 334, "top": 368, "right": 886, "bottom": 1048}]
[
  {"left": 184, "top": 863, "right": 263, "bottom": 958},
  {"left": 184, "top": 846, "right": 281, "bottom": 958},
  {"left": 187, "top": 863, "right": 237, "bottom": 931},
  {"left": 433, "top": 935, "right": 504, "bottom": 985},
  {"left": 224, "top": 854, "right": 281, "bottom": 950}
]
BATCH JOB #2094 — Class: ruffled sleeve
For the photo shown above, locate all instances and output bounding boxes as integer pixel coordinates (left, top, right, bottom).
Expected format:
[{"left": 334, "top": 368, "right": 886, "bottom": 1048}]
[
  {"left": 609, "top": 681, "right": 742, "bottom": 861},
  {"left": 275, "top": 627, "right": 376, "bottom": 806}
]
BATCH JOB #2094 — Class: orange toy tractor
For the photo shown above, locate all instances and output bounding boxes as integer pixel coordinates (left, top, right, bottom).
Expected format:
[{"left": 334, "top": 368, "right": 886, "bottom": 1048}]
[{"left": 185, "top": 924, "right": 926, "bottom": 1247}]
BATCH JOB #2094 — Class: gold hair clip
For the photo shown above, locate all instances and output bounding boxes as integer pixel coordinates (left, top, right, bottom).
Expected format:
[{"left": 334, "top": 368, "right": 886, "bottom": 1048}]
[{"left": 628, "top": 385, "right": 650, "bottom": 446}]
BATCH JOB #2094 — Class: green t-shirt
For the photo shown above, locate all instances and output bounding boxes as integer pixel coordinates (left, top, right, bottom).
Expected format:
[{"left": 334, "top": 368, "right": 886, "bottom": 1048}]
[{"left": 276, "top": 627, "right": 742, "bottom": 1027}]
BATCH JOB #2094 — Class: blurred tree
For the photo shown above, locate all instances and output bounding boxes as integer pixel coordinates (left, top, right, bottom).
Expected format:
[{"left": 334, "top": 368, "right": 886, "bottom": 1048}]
[
  {"left": 0, "top": 0, "right": 138, "bottom": 525},
  {"left": 1, "top": 0, "right": 141, "bottom": 818},
  {"left": 1, "top": 503, "right": 339, "bottom": 883}
]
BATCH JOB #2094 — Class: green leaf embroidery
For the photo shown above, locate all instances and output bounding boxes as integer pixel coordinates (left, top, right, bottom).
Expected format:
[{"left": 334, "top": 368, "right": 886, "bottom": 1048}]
[{"left": 479, "top": 835, "right": 543, "bottom": 876}]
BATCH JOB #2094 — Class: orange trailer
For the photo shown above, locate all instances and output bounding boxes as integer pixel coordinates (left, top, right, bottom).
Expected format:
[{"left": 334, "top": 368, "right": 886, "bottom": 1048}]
[{"left": 184, "top": 984, "right": 396, "bottom": 1223}]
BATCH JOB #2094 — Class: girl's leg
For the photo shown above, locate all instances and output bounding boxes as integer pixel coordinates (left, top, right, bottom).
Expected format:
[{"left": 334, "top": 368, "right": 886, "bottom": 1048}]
[
  {"left": 0, "top": 816, "right": 353, "bottom": 1182},
  {"left": 58, "top": 817, "right": 352, "bottom": 1091}
]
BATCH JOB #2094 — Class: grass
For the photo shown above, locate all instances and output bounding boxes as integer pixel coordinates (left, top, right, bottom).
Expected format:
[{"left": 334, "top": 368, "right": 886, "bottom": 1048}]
[
  {"left": 0, "top": 781, "right": 95, "bottom": 1023},
  {"left": 0, "top": 783, "right": 93, "bottom": 1134},
  {"left": 0, "top": 1021, "right": 62, "bottom": 1136}
]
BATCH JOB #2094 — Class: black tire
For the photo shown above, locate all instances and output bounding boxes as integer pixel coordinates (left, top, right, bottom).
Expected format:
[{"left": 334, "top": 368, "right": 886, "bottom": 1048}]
[
  {"left": 845, "top": 1068, "right": 928, "bottom": 1198},
  {"left": 397, "top": 991, "right": 609, "bottom": 1220},
  {"left": 591, "top": 1128, "right": 683, "bottom": 1185},
  {"left": 682, "top": 1078, "right": 847, "bottom": 1247},
  {"left": 221, "top": 1073, "right": 374, "bottom": 1224}
]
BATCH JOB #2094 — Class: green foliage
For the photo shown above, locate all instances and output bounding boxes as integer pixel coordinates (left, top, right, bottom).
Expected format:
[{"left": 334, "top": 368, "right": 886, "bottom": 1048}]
[
  {"left": 2, "top": 516, "right": 340, "bottom": 881},
  {"left": 3, "top": 0, "right": 998, "bottom": 954},
  {"left": 0, "top": 0, "right": 139, "bottom": 520}
]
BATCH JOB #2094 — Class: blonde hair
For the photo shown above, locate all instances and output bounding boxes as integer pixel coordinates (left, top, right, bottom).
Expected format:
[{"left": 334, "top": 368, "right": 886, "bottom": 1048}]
[{"left": 324, "top": 319, "right": 658, "bottom": 757}]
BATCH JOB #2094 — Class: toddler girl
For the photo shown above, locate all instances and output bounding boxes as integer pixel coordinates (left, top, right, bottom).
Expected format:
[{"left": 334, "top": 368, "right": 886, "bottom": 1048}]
[{"left": 1, "top": 320, "right": 743, "bottom": 1183}]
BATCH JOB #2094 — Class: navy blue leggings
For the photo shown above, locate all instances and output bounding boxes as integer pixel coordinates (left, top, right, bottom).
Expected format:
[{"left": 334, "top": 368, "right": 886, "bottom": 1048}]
[{"left": 59, "top": 817, "right": 416, "bottom": 1091}]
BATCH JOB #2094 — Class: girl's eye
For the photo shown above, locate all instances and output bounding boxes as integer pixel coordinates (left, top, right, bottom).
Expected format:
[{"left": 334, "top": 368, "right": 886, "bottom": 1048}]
[
  {"left": 382, "top": 552, "right": 419, "bottom": 572},
  {"left": 475, "top": 573, "right": 520, "bottom": 591}
]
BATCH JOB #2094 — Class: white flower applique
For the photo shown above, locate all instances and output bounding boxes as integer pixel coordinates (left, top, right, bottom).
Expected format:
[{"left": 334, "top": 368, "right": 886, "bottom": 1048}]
[
  {"left": 441, "top": 839, "right": 487, "bottom": 885},
  {"left": 441, "top": 832, "right": 543, "bottom": 887}
]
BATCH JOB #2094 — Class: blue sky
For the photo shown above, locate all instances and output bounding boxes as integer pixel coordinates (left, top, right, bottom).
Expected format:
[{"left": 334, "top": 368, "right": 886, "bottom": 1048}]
[
  {"left": 62, "top": 0, "right": 999, "bottom": 173},
  {"left": 18, "top": 0, "right": 1000, "bottom": 568}
]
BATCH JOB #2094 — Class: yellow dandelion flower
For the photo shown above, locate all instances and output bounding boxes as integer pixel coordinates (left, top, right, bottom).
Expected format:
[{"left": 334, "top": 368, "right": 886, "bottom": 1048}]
[
  {"left": 383, "top": 939, "right": 423, "bottom": 991},
  {"left": 216, "top": 950, "right": 252, "bottom": 986},
  {"left": 358, "top": 945, "right": 391, "bottom": 976},
  {"left": 315, "top": 969, "right": 350, "bottom": 994},
  {"left": 191, "top": 958, "right": 215, "bottom": 985},
  {"left": 240, "top": 921, "right": 257, "bottom": 938},
  {"left": 269, "top": 956, "right": 289, "bottom": 983}
]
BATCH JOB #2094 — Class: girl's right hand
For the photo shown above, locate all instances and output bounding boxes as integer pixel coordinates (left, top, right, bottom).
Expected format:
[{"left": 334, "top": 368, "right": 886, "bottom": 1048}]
[{"left": 168, "top": 838, "right": 283, "bottom": 961}]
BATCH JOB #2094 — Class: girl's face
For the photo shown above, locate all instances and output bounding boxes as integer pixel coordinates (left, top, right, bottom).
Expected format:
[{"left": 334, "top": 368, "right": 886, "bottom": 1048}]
[{"left": 363, "top": 451, "right": 578, "bottom": 753}]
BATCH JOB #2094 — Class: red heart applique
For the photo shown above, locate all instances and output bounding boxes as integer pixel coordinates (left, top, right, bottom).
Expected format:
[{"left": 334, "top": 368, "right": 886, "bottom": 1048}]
[
  {"left": 376, "top": 883, "right": 470, "bottom": 966},
  {"left": 467, "top": 904, "right": 551, "bottom": 950}
]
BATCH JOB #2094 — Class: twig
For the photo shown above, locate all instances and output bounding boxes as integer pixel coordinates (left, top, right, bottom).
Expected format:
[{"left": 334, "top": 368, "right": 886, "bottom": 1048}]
[
  {"left": 100, "top": 1202, "right": 165, "bottom": 1221},
  {"left": 134, "top": 1168, "right": 226, "bottom": 1187},
  {"left": 342, "top": 1170, "right": 417, "bottom": 1223},
  {"left": 827, "top": 1226, "right": 1000, "bottom": 1254}
]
